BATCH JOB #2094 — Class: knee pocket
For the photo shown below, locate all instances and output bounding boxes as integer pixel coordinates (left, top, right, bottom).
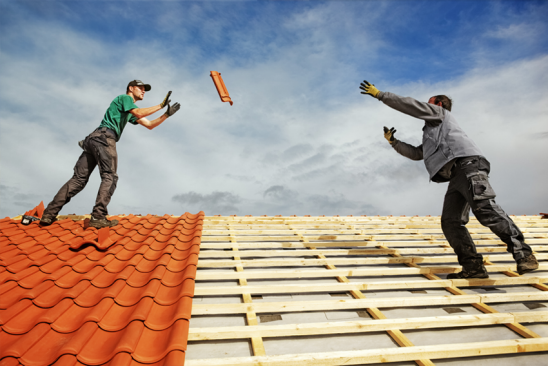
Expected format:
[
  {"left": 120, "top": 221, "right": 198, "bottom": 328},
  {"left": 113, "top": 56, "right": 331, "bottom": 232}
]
[
  {"left": 466, "top": 171, "right": 496, "bottom": 201},
  {"left": 109, "top": 175, "right": 119, "bottom": 196}
]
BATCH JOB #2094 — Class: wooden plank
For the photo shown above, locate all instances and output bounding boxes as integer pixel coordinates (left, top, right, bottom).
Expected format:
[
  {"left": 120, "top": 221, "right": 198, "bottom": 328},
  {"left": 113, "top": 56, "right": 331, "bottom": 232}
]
[
  {"left": 201, "top": 233, "right": 548, "bottom": 242},
  {"left": 191, "top": 292, "right": 548, "bottom": 316},
  {"left": 199, "top": 239, "right": 548, "bottom": 249},
  {"left": 194, "top": 276, "right": 548, "bottom": 296},
  {"left": 203, "top": 224, "right": 548, "bottom": 231},
  {"left": 195, "top": 263, "right": 544, "bottom": 280},
  {"left": 192, "top": 215, "right": 547, "bottom": 365},
  {"left": 192, "top": 293, "right": 481, "bottom": 316},
  {"left": 196, "top": 254, "right": 548, "bottom": 268},
  {"left": 228, "top": 229, "right": 266, "bottom": 357},
  {"left": 197, "top": 246, "right": 548, "bottom": 258},
  {"left": 188, "top": 311, "right": 548, "bottom": 340},
  {"left": 185, "top": 338, "right": 548, "bottom": 366},
  {"left": 203, "top": 228, "right": 548, "bottom": 235}
]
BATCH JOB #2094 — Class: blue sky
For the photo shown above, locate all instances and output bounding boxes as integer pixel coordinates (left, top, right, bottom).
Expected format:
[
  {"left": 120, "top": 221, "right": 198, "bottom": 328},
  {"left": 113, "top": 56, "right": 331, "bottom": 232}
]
[{"left": 1, "top": 0, "right": 547, "bottom": 217}]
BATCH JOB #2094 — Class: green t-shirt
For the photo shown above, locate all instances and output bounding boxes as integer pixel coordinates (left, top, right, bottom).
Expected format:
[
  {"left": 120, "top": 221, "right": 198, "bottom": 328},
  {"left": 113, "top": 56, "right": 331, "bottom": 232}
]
[{"left": 98, "top": 94, "right": 139, "bottom": 140}]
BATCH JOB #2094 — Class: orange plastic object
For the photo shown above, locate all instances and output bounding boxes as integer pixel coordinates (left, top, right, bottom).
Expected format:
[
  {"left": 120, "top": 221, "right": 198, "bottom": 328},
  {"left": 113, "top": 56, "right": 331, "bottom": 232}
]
[
  {"left": 24, "top": 201, "right": 45, "bottom": 218},
  {"left": 210, "top": 71, "right": 233, "bottom": 105},
  {"left": 68, "top": 225, "right": 115, "bottom": 250},
  {"left": 0, "top": 212, "right": 204, "bottom": 365}
]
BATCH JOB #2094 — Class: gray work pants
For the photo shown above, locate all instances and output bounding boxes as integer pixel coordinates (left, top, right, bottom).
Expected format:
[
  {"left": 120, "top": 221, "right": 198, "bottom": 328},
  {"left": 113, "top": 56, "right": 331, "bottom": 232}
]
[
  {"left": 441, "top": 156, "right": 532, "bottom": 270},
  {"left": 43, "top": 129, "right": 119, "bottom": 219}
]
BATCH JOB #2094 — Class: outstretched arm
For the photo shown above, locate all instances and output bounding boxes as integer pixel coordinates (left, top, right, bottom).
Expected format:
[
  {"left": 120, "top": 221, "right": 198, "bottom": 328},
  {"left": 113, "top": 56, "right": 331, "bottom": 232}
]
[
  {"left": 137, "top": 102, "right": 180, "bottom": 130},
  {"left": 136, "top": 114, "right": 168, "bottom": 130},
  {"left": 360, "top": 80, "right": 444, "bottom": 125},
  {"left": 379, "top": 92, "right": 444, "bottom": 125},
  {"left": 130, "top": 91, "right": 173, "bottom": 119},
  {"left": 130, "top": 104, "right": 163, "bottom": 119}
]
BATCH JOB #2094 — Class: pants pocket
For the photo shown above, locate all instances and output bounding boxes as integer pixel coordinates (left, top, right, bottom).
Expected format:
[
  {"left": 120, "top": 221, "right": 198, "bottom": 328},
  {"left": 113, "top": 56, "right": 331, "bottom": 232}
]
[
  {"left": 467, "top": 171, "right": 496, "bottom": 200},
  {"left": 89, "top": 132, "right": 109, "bottom": 147}
]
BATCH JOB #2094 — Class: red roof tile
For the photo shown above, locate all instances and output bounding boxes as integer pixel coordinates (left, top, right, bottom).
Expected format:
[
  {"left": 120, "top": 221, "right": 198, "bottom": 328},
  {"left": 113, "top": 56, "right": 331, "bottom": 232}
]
[{"left": 0, "top": 212, "right": 203, "bottom": 366}]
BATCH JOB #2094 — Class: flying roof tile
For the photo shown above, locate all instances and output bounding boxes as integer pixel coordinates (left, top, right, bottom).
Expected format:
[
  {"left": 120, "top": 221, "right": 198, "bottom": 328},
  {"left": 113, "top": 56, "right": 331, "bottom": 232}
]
[{"left": 0, "top": 212, "right": 204, "bottom": 366}]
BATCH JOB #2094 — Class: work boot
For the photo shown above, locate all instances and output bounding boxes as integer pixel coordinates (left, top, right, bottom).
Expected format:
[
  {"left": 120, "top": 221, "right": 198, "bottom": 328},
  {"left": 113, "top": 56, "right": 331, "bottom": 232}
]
[
  {"left": 517, "top": 254, "right": 539, "bottom": 275},
  {"left": 39, "top": 215, "right": 57, "bottom": 226},
  {"left": 447, "top": 265, "right": 489, "bottom": 279},
  {"left": 89, "top": 215, "right": 119, "bottom": 229}
]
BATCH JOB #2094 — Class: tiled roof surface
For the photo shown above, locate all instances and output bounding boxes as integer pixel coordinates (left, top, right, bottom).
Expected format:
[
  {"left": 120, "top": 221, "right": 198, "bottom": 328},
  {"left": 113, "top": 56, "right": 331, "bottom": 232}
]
[{"left": 0, "top": 212, "right": 204, "bottom": 366}]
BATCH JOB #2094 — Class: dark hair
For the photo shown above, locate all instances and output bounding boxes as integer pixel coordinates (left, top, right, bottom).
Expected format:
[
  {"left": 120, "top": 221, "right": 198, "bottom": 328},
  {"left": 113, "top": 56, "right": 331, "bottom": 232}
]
[{"left": 432, "top": 95, "right": 452, "bottom": 111}]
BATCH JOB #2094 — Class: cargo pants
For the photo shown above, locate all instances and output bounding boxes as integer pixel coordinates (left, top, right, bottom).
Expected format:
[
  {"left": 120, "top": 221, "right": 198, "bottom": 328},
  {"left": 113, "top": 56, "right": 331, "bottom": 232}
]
[
  {"left": 441, "top": 156, "right": 532, "bottom": 270},
  {"left": 43, "top": 128, "right": 119, "bottom": 219}
]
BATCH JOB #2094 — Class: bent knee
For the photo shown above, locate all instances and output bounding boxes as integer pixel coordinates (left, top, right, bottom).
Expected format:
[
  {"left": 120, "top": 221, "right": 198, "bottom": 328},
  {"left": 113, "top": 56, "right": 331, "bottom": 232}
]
[{"left": 70, "top": 174, "right": 90, "bottom": 188}]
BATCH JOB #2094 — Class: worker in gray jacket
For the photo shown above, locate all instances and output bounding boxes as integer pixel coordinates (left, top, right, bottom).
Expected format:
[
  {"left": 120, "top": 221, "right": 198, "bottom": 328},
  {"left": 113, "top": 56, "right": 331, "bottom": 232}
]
[{"left": 360, "top": 80, "right": 538, "bottom": 278}]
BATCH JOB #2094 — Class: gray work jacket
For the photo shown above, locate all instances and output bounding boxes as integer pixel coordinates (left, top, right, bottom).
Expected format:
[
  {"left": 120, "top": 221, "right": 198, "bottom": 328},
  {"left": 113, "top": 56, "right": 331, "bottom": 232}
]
[{"left": 378, "top": 91, "right": 484, "bottom": 182}]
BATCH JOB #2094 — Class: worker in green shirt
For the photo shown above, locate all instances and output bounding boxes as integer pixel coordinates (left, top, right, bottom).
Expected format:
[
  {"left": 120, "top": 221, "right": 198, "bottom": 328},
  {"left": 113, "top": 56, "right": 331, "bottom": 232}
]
[{"left": 40, "top": 80, "right": 180, "bottom": 228}]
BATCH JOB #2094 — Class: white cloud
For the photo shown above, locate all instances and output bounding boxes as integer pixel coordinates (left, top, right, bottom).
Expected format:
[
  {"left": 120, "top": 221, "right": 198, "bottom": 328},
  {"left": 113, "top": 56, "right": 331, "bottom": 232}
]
[{"left": 1, "top": 1, "right": 547, "bottom": 218}]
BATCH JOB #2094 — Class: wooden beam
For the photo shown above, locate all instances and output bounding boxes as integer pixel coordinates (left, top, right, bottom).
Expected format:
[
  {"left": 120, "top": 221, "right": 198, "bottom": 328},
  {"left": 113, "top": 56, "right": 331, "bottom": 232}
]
[
  {"left": 185, "top": 338, "right": 548, "bottom": 366},
  {"left": 193, "top": 215, "right": 547, "bottom": 366},
  {"left": 194, "top": 276, "right": 548, "bottom": 296},
  {"left": 188, "top": 311, "right": 548, "bottom": 340},
  {"left": 196, "top": 254, "right": 548, "bottom": 268},
  {"left": 191, "top": 292, "right": 548, "bottom": 316},
  {"left": 197, "top": 246, "right": 548, "bottom": 258},
  {"left": 195, "top": 264, "right": 548, "bottom": 280},
  {"left": 228, "top": 228, "right": 266, "bottom": 357}
]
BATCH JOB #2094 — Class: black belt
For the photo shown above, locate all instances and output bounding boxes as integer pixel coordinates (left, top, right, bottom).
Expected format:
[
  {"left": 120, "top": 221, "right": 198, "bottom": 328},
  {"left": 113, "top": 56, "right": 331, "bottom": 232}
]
[{"left": 95, "top": 127, "right": 118, "bottom": 141}]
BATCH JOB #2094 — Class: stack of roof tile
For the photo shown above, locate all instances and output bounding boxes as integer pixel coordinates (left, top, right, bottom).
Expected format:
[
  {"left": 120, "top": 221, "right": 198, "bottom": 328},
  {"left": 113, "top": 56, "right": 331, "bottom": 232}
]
[{"left": 0, "top": 212, "right": 204, "bottom": 366}]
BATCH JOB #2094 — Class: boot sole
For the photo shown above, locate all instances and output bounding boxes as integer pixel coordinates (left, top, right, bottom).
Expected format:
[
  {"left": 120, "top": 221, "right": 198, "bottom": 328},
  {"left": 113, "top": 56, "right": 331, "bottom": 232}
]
[
  {"left": 447, "top": 274, "right": 489, "bottom": 279},
  {"left": 89, "top": 221, "right": 119, "bottom": 229},
  {"left": 39, "top": 220, "right": 56, "bottom": 226},
  {"left": 518, "top": 267, "right": 538, "bottom": 275}
]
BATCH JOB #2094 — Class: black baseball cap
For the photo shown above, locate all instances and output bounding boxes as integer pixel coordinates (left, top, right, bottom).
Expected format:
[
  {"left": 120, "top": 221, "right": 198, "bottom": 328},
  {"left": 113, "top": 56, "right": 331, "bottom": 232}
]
[{"left": 127, "top": 79, "right": 151, "bottom": 91}]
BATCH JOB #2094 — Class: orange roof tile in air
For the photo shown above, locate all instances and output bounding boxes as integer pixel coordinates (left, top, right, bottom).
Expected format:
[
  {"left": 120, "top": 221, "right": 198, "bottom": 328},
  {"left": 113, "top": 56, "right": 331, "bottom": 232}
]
[
  {"left": 210, "top": 71, "right": 233, "bottom": 106},
  {"left": 0, "top": 212, "right": 204, "bottom": 366}
]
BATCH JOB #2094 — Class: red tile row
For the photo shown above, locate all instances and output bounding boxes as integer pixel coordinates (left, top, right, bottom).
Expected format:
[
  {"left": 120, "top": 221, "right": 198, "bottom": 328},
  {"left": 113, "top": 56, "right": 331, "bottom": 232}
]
[
  {"left": 1, "top": 320, "right": 189, "bottom": 365},
  {"left": 1, "top": 274, "right": 196, "bottom": 309},
  {"left": 0, "top": 350, "right": 185, "bottom": 366},
  {"left": 2, "top": 296, "right": 193, "bottom": 334},
  {"left": 1, "top": 256, "right": 197, "bottom": 288},
  {"left": 0, "top": 212, "right": 204, "bottom": 366}
]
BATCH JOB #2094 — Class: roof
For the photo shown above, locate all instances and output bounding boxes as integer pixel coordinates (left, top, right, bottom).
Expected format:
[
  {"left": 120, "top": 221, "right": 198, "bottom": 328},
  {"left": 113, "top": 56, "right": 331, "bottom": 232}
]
[
  {"left": 187, "top": 214, "right": 548, "bottom": 365},
  {"left": 0, "top": 212, "right": 204, "bottom": 366},
  {"left": 2, "top": 212, "right": 547, "bottom": 365}
]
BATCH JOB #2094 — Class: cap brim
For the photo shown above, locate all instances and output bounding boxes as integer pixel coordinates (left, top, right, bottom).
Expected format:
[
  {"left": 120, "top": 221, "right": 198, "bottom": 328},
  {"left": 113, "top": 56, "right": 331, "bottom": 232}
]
[{"left": 144, "top": 84, "right": 151, "bottom": 91}]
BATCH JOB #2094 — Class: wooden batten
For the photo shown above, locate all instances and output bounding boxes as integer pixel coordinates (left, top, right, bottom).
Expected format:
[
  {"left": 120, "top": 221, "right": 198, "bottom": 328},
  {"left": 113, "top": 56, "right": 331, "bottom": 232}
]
[{"left": 190, "top": 215, "right": 548, "bottom": 365}]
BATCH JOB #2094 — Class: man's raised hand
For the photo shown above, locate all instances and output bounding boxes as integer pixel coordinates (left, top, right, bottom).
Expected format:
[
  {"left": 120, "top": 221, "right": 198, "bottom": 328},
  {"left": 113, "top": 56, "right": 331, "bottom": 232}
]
[
  {"left": 161, "top": 91, "right": 172, "bottom": 108},
  {"left": 360, "top": 80, "right": 380, "bottom": 98},
  {"left": 383, "top": 126, "right": 396, "bottom": 143},
  {"left": 165, "top": 102, "right": 181, "bottom": 117}
]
